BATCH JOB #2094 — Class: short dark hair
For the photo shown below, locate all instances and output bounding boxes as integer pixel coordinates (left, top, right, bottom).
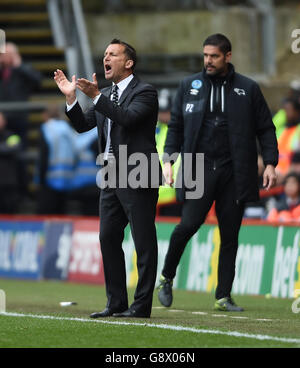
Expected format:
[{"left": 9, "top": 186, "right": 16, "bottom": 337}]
[
  {"left": 284, "top": 97, "right": 300, "bottom": 112},
  {"left": 110, "top": 38, "right": 137, "bottom": 70},
  {"left": 203, "top": 33, "right": 232, "bottom": 55},
  {"left": 283, "top": 171, "right": 300, "bottom": 185}
]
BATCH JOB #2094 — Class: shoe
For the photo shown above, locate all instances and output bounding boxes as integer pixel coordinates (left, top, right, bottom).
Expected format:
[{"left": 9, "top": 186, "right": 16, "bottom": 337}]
[
  {"left": 113, "top": 309, "right": 150, "bottom": 318},
  {"left": 90, "top": 308, "right": 124, "bottom": 318},
  {"left": 157, "top": 275, "right": 173, "bottom": 307},
  {"left": 214, "top": 297, "right": 244, "bottom": 312}
]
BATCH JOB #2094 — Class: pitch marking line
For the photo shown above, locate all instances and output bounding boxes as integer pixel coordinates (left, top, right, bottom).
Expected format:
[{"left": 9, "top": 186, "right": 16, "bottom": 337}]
[
  {"left": 1, "top": 312, "right": 300, "bottom": 345},
  {"left": 211, "top": 314, "right": 230, "bottom": 318},
  {"left": 165, "top": 309, "right": 276, "bottom": 322}
]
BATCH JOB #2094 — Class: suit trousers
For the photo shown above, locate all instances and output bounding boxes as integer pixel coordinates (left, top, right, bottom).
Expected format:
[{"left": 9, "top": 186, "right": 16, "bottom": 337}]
[
  {"left": 99, "top": 186, "right": 158, "bottom": 316},
  {"left": 162, "top": 163, "right": 245, "bottom": 299}
]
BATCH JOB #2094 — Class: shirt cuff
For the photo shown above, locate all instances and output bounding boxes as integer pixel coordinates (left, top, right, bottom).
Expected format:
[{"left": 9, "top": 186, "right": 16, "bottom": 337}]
[
  {"left": 66, "top": 98, "right": 78, "bottom": 111},
  {"left": 93, "top": 93, "right": 101, "bottom": 105}
]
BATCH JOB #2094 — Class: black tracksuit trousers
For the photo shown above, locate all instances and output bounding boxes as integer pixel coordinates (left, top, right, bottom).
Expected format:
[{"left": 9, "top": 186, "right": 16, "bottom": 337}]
[{"left": 162, "top": 163, "right": 245, "bottom": 300}]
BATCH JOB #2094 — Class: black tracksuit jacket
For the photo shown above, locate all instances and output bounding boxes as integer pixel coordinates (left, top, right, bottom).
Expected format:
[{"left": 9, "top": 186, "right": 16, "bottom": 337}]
[{"left": 163, "top": 64, "right": 278, "bottom": 203}]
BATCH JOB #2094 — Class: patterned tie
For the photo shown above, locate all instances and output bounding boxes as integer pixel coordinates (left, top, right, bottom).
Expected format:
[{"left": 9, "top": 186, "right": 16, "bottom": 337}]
[
  {"left": 108, "top": 85, "right": 119, "bottom": 157},
  {"left": 112, "top": 84, "right": 119, "bottom": 104}
]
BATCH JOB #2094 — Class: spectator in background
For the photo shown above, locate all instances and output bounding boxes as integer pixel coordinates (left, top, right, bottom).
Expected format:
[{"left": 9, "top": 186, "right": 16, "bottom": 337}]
[
  {"left": 273, "top": 79, "right": 300, "bottom": 138},
  {"left": 267, "top": 172, "right": 300, "bottom": 222},
  {"left": 71, "top": 127, "right": 99, "bottom": 216},
  {"left": 276, "top": 97, "right": 300, "bottom": 183},
  {"left": 0, "top": 112, "right": 22, "bottom": 213},
  {"left": 289, "top": 150, "right": 300, "bottom": 176},
  {"left": 36, "top": 104, "right": 76, "bottom": 214},
  {"left": 0, "top": 42, "right": 41, "bottom": 147}
]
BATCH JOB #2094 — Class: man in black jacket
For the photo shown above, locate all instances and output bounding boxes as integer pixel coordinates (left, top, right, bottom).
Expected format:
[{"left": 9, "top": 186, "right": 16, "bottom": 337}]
[
  {"left": 158, "top": 34, "right": 278, "bottom": 311},
  {"left": 54, "top": 39, "right": 160, "bottom": 318}
]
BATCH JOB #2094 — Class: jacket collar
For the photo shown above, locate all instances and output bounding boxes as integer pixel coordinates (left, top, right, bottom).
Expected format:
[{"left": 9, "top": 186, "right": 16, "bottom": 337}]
[
  {"left": 117, "top": 74, "right": 139, "bottom": 105},
  {"left": 113, "top": 73, "right": 134, "bottom": 94}
]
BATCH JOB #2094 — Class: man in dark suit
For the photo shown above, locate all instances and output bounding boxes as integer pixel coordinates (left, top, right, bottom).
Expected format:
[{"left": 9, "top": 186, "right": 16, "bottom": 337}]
[{"left": 54, "top": 39, "right": 160, "bottom": 318}]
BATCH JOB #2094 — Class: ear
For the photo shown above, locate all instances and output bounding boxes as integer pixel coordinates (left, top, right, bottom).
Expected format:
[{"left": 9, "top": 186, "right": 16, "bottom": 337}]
[
  {"left": 125, "top": 59, "right": 134, "bottom": 70},
  {"left": 225, "top": 51, "right": 232, "bottom": 63}
]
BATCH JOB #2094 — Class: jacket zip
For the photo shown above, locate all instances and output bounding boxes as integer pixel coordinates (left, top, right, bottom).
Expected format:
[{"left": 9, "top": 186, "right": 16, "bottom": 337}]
[
  {"left": 210, "top": 79, "right": 226, "bottom": 171},
  {"left": 210, "top": 82, "right": 214, "bottom": 112},
  {"left": 221, "top": 81, "right": 226, "bottom": 112}
]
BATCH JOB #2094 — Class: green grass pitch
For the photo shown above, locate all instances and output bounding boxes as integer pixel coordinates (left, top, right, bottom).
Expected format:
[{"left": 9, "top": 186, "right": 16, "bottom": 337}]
[{"left": 0, "top": 279, "right": 299, "bottom": 348}]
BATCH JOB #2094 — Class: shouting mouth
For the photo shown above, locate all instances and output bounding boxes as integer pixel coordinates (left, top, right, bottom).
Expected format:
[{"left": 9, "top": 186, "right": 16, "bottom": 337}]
[{"left": 105, "top": 64, "right": 112, "bottom": 75}]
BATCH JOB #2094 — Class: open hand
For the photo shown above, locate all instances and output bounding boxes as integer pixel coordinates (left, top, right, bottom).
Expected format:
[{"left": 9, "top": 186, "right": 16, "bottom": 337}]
[
  {"left": 54, "top": 69, "right": 76, "bottom": 104},
  {"left": 76, "top": 73, "right": 100, "bottom": 99}
]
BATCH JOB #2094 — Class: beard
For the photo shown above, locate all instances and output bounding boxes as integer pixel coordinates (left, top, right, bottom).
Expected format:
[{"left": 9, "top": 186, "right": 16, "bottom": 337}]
[{"left": 205, "top": 64, "right": 228, "bottom": 77}]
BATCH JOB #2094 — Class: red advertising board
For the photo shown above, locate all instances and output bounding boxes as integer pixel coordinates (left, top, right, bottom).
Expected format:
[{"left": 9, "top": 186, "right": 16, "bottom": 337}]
[{"left": 67, "top": 219, "right": 105, "bottom": 284}]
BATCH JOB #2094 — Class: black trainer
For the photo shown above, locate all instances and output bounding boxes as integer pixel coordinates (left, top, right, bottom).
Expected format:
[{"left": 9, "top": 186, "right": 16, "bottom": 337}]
[
  {"left": 157, "top": 275, "right": 173, "bottom": 307},
  {"left": 214, "top": 297, "right": 244, "bottom": 312}
]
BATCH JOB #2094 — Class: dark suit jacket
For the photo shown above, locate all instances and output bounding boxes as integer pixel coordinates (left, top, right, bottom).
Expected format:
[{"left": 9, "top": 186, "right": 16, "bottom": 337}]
[{"left": 66, "top": 75, "right": 162, "bottom": 188}]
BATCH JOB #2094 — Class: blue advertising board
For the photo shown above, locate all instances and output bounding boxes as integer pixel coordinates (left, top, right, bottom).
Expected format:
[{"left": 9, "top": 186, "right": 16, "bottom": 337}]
[
  {"left": 41, "top": 221, "right": 73, "bottom": 280},
  {"left": 0, "top": 221, "right": 45, "bottom": 279}
]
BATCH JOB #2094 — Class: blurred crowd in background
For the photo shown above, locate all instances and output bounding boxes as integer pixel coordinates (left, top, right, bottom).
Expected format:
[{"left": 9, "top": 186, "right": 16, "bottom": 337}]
[
  {"left": 0, "top": 41, "right": 300, "bottom": 222},
  {"left": 0, "top": 42, "right": 99, "bottom": 216}
]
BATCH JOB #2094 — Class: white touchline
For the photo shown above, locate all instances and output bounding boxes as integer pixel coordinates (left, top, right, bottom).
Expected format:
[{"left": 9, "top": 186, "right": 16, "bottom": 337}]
[
  {"left": 211, "top": 314, "right": 229, "bottom": 318},
  {"left": 231, "top": 316, "right": 249, "bottom": 319},
  {"left": 1, "top": 312, "right": 300, "bottom": 345}
]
